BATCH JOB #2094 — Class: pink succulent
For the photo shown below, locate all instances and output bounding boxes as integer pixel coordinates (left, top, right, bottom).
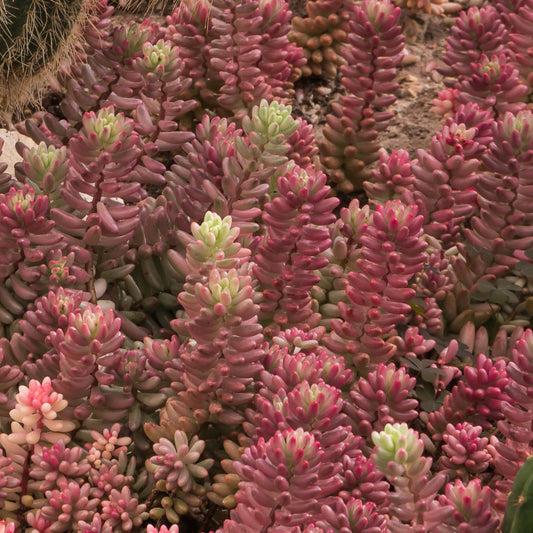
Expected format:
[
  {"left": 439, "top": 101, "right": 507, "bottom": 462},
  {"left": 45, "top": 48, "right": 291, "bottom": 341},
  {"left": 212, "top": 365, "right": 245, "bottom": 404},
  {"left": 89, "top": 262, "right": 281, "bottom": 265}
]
[
  {"left": 326, "top": 200, "right": 428, "bottom": 368},
  {"left": 0, "top": 521, "right": 16, "bottom": 533},
  {"left": 320, "top": 0, "right": 404, "bottom": 191},
  {"left": 428, "top": 353, "right": 511, "bottom": 440},
  {"left": 455, "top": 54, "right": 528, "bottom": 117},
  {"left": 365, "top": 149, "right": 415, "bottom": 206},
  {"left": 318, "top": 497, "right": 387, "bottom": 533},
  {"left": 346, "top": 363, "right": 418, "bottom": 439},
  {"left": 491, "top": 329, "right": 533, "bottom": 483},
  {"left": 437, "top": 422, "right": 491, "bottom": 479},
  {"left": 439, "top": 6, "right": 509, "bottom": 80},
  {"left": 427, "top": 479, "right": 500, "bottom": 532},
  {"left": 339, "top": 453, "right": 390, "bottom": 506},
  {"left": 30, "top": 439, "right": 91, "bottom": 492},
  {"left": 8, "top": 376, "right": 76, "bottom": 446},
  {"left": 41, "top": 480, "right": 99, "bottom": 531},
  {"left": 509, "top": 0, "right": 533, "bottom": 88},
  {"left": 260, "top": 341, "right": 352, "bottom": 394},
  {"left": 229, "top": 428, "right": 343, "bottom": 530},
  {"left": 100, "top": 486, "right": 148, "bottom": 531},
  {"left": 84, "top": 423, "right": 131, "bottom": 467},
  {"left": 254, "top": 164, "right": 337, "bottom": 334},
  {"left": 147, "top": 430, "right": 214, "bottom": 493}
]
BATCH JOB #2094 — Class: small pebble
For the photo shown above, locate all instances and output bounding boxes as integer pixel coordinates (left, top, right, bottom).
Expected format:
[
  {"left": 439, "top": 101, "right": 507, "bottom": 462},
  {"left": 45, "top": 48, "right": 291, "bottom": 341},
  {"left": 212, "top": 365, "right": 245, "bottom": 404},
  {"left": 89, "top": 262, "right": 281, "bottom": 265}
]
[
  {"left": 0, "top": 128, "right": 37, "bottom": 176},
  {"left": 401, "top": 53, "right": 419, "bottom": 66}
]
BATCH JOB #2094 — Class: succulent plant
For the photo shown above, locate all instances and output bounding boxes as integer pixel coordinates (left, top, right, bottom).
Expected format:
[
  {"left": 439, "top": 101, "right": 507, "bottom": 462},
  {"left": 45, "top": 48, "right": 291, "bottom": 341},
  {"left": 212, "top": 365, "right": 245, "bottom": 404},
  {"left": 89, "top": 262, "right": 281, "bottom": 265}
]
[
  {"left": 508, "top": 0, "right": 533, "bottom": 91},
  {"left": 290, "top": 0, "right": 352, "bottom": 77},
  {"left": 371, "top": 422, "right": 446, "bottom": 527},
  {"left": 325, "top": 199, "right": 428, "bottom": 369},
  {"left": 455, "top": 54, "right": 529, "bottom": 117},
  {"left": 439, "top": 5, "right": 510, "bottom": 81},
  {"left": 345, "top": 363, "right": 418, "bottom": 441},
  {"left": 3, "top": 1, "right": 533, "bottom": 531},
  {"left": 227, "top": 428, "right": 344, "bottom": 531},
  {"left": 0, "top": 0, "right": 173, "bottom": 114},
  {"left": 254, "top": 164, "right": 337, "bottom": 335},
  {"left": 319, "top": 0, "right": 404, "bottom": 192},
  {"left": 401, "top": 119, "right": 481, "bottom": 249}
]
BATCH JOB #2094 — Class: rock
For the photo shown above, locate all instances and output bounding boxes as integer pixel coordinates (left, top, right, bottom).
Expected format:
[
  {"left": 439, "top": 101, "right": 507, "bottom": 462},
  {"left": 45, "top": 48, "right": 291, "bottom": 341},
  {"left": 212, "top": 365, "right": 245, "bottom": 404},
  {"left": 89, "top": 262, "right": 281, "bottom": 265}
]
[{"left": 0, "top": 128, "right": 38, "bottom": 176}]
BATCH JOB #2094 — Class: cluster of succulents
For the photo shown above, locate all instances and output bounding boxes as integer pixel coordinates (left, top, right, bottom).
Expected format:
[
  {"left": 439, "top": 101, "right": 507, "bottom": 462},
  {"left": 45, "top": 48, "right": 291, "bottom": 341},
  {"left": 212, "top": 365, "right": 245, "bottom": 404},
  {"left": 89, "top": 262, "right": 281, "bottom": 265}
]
[{"left": 2, "top": 0, "right": 533, "bottom": 531}]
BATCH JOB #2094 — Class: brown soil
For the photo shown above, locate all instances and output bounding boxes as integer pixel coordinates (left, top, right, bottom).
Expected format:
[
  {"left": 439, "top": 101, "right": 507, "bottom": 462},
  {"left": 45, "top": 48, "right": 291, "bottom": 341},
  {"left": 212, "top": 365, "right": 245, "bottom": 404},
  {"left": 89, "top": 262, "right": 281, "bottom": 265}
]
[{"left": 385, "top": 12, "right": 452, "bottom": 155}]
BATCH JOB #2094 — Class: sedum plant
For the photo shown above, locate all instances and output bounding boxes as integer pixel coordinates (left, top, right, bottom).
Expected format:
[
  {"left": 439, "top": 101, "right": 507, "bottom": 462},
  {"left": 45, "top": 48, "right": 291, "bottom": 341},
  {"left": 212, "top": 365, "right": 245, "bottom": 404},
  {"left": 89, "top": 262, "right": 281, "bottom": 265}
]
[
  {"left": 319, "top": 0, "right": 404, "bottom": 192},
  {"left": 371, "top": 422, "right": 446, "bottom": 530},
  {"left": 290, "top": 0, "right": 352, "bottom": 77},
  {"left": 3, "top": 0, "right": 533, "bottom": 531}
]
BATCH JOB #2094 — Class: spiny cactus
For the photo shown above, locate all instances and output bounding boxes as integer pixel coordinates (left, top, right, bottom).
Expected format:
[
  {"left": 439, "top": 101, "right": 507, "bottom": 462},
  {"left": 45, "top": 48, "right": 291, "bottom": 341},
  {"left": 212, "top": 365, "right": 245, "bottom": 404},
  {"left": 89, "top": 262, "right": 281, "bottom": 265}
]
[{"left": 0, "top": 0, "right": 174, "bottom": 114}]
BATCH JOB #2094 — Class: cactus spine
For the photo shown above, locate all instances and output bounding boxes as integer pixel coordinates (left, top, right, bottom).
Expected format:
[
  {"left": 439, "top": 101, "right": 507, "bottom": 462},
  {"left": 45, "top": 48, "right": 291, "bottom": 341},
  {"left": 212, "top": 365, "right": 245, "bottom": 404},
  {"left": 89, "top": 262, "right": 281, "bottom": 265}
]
[
  {"left": 0, "top": 0, "right": 99, "bottom": 111},
  {"left": 0, "top": 0, "right": 172, "bottom": 113}
]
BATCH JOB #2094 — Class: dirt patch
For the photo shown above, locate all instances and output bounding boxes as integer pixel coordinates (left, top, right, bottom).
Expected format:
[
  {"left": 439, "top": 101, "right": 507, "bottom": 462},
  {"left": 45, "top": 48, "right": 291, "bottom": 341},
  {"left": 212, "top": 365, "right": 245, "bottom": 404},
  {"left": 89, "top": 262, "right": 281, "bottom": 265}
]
[{"left": 386, "top": 12, "right": 452, "bottom": 155}]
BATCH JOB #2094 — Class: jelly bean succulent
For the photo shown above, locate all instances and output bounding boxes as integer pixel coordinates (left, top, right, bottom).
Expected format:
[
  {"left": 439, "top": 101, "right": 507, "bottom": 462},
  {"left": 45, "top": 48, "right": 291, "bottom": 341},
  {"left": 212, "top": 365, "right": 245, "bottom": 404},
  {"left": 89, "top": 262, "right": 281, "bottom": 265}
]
[{"left": 2, "top": 0, "right": 533, "bottom": 531}]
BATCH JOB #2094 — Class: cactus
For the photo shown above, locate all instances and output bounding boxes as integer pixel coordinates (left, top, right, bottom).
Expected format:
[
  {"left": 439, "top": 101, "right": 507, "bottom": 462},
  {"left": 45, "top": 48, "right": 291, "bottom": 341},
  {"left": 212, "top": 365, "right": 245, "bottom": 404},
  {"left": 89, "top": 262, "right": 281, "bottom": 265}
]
[
  {"left": 1, "top": 1, "right": 95, "bottom": 112},
  {"left": 0, "top": 0, "right": 172, "bottom": 113},
  {"left": 502, "top": 455, "right": 533, "bottom": 533}
]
